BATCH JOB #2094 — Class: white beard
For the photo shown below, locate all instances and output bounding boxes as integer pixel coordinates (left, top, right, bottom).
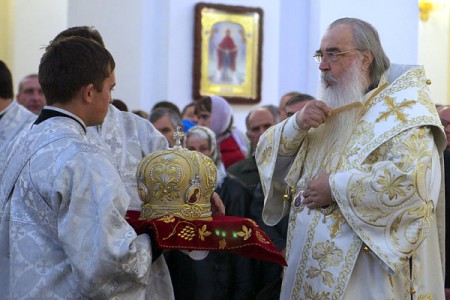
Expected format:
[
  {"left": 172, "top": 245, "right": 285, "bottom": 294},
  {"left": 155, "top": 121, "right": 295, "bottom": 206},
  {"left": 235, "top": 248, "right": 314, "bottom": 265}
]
[{"left": 306, "top": 60, "right": 367, "bottom": 173}]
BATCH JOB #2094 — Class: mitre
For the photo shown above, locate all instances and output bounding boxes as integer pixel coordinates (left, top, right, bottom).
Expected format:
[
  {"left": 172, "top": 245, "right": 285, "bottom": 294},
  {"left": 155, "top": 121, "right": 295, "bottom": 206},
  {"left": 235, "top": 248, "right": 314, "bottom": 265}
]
[{"left": 136, "top": 128, "right": 217, "bottom": 220}]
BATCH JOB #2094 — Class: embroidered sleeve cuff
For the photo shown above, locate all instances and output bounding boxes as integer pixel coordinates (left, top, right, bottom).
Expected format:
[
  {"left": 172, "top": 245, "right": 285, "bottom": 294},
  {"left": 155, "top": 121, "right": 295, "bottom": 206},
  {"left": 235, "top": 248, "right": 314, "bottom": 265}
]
[{"left": 279, "top": 114, "right": 306, "bottom": 156}]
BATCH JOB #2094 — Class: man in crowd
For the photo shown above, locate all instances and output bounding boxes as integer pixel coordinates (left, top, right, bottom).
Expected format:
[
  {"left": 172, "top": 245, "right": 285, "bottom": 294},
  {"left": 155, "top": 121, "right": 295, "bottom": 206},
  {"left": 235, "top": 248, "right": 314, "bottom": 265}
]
[
  {"left": 16, "top": 73, "right": 46, "bottom": 114},
  {"left": 229, "top": 106, "right": 277, "bottom": 192},
  {"left": 278, "top": 91, "right": 301, "bottom": 121},
  {"left": 0, "top": 36, "right": 168, "bottom": 298},
  {"left": 256, "top": 17, "right": 446, "bottom": 299},
  {"left": 284, "top": 93, "right": 315, "bottom": 118},
  {"left": 0, "top": 60, "right": 36, "bottom": 158},
  {"left": 150, "top": 107, "right": 183, "bottom": 147}
]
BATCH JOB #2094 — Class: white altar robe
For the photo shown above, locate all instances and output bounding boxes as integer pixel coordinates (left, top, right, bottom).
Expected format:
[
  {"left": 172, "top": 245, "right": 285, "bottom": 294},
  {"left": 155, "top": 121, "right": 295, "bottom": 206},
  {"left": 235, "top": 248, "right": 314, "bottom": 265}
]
[
  {"left": 0, "top": 108, "right": 170, "bottom": 299},
  {"left": 87, "top": 104, "right": 169, "bottom": 211},
  {"left": 256, "top": 65, "right": 446, "bottom": 299},
  {"left": 0, "top": 101, "right": 36, "bottom": 168}
]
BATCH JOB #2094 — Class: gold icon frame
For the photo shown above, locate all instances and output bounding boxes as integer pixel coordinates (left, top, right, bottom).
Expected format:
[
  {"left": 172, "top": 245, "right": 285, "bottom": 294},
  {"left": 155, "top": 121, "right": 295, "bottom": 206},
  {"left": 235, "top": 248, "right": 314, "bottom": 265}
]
[{"left": 193, "top": 3, "right": 263, "bottom": 104}]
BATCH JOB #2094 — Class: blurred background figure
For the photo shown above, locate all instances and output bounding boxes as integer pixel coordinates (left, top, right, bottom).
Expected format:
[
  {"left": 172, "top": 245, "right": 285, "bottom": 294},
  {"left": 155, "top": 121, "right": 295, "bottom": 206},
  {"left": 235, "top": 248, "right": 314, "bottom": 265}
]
[
  {"left": 195, "top": 95, "right": 248, "bottom": 169},
  {"left": 164, "top": 125, "right": 254, "bottom": 300},
  {"left": 151, "top": 100, "right": 181, "bottom": 117},
  {"left": 278, "top": 91, "right": 301, "bottom": 121},
  {"left": 16, "top": 73, "right": 46, "bottom": 115},
  {"left": 228, "top": 106, "right": 277, "bottom": 192},
  {"left": 0, "top": 60, "right": 36, "bottom": 167},
  {"left": 150, "top": 107, "right": 182, "bottom": 147},
  {"left": 181, "top": 102, "right": 198, "bottom": 132},
  {"left": 111, "top": 98, "right": 128, "bottom": 111},
  {"left": 284, "top": 93, "right": 315, "bottom": 118},
  {"left": 132, "top": 109, "right": 149, "bottom": 119},
  {"left": 181, "top": 102, "right": 198, "bottom": 123},
  {"left": 227, "top": 107, "right": 285, "bottom": 299}
]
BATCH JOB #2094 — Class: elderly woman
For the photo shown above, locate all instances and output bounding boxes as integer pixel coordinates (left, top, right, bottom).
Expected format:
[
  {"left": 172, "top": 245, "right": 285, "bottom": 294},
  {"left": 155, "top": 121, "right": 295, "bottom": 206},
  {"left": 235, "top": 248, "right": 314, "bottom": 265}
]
[
  {"left": 164, "top": 126, "right": 255, "bottom": 300},
  {"left": 194, "top": 95, "right": 249, "bottom": 169}
]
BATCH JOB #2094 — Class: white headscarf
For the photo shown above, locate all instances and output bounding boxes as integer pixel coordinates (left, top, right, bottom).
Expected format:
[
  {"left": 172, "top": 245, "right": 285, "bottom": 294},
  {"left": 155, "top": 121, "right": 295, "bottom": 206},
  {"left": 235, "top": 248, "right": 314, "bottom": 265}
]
[
  {"left": 186, "top": 125, "right": 227, "bottom": 187},
  {"left": 209, "top": 95, "right": 249, "bottom": 157},
  {"left": 209, "top": 95, "right": 232, "bottom": 137}
]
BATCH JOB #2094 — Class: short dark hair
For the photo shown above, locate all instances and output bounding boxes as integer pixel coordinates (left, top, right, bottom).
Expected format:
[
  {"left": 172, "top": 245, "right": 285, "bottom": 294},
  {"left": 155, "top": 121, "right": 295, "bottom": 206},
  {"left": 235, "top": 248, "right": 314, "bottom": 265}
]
[
  {"left": 52, "top": 26, "right": 105, "bottom": 47},
  {"left": 0, "top": 60, "right": 13, "bottom": 99},
  {"left": 181, "top": 102, "right": 195, "bottom": 116},
  {"left": 151, "top": 100, "right": 181, "bottom": 117},
  {"left": 39, "top": 36, "right": 115, "bottom": 105},
  {"left": 285, "top": 93, "right": 315, "bottom": 107},
  {"left": 194, "top": 96, "right": 212, "bottom": 115},
  {"left": 149, "top": 107, "right": 182, "bottom": 128},
  {"left": 112, "top": 99, "right": 128, "bottom": 111}
]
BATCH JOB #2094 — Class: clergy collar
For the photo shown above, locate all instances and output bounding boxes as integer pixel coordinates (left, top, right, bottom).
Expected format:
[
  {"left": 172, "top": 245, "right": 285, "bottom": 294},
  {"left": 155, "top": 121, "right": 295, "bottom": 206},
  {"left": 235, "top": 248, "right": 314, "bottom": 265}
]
[{"left": 34, "top": 106, "right": 87, "bottom": 133}]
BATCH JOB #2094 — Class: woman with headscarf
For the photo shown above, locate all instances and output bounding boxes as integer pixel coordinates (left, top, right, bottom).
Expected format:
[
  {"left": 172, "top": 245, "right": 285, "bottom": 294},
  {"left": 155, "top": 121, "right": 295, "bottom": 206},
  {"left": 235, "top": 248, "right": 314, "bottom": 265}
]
[
  {"left": 194, "top": 95, "right": 249, "bottom": 169},
  {"left": 164, "top": 126, "right": 255, "bottom": 300}
]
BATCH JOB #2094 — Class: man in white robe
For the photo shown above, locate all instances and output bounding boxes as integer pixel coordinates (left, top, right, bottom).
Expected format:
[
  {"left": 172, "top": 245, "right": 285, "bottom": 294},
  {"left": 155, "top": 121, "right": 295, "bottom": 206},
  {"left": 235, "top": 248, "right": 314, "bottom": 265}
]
[
  {"left": 51, "top": 26, "right": 176, "bottom": 298},
  {"left": 0, "top": 60, "right": 36, "bottom": 168},
  {"left": 0, "top": 36, "right": 166, "bottom": 299},
  {"left": 256, "top": 18, "right": 446, "bottom": 299}
]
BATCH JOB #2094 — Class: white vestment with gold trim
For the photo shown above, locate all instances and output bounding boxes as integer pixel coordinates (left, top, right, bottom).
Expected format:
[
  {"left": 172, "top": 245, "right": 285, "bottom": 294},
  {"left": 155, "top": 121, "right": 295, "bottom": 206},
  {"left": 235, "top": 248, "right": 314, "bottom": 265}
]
[{"left": 256, "top": 64, "right": 446, "bottom": 299}]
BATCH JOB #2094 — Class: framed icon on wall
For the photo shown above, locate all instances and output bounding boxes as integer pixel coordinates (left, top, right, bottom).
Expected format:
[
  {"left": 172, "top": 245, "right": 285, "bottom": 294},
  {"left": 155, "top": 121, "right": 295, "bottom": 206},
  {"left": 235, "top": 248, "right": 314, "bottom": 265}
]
[{"left": 193, "top": 3, "right": 263, "bottom": 104}]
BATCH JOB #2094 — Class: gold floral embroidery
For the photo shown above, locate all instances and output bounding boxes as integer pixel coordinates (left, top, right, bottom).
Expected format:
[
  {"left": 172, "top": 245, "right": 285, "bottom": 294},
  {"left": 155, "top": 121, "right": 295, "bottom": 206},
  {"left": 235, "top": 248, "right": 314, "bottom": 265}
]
[
  {"left": 306, "top": 241, "right": 344, "bottom": 286},
  {"left": 159, "top": 215, "right": 175, "bottom": 223},
  {"left": 418, "top": 295, "right": 433, "bottom": 300},
  {"left": 237, "top": 225, "right": 252, "bottom": 240},
  {"left": 375, "top": 169, "right": 408, "bottom": 200},
  {"left": 219, "top": 239, "right": 227, "bottom": 249},
  {"left": 303, "top": 282, "right": 330, "bottom": 299},
  {"left": 325, "top": 210, "right": 345, "bottom": 239},
  {"left": 348, "top": 178, "right": 366, "bottom": 207},
  {"left": 198, "top": 224, "right": 211, "bottom": 241},
  {"left": 256, "top": 145, "right": 273, "bottom": 168},
  {"left": 312, "top": 240, "right": 344, "bottom": 269},
  {"left": 150, "top": 159, "right": 181, "bottom": 202}
]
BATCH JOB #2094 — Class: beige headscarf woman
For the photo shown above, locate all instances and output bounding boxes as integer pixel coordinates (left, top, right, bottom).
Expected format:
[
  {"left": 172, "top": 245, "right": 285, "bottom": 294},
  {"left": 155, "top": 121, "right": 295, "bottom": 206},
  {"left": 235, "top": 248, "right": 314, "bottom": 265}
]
[{"left": 185, "top": 126, "right": 227, "bottom": 188}]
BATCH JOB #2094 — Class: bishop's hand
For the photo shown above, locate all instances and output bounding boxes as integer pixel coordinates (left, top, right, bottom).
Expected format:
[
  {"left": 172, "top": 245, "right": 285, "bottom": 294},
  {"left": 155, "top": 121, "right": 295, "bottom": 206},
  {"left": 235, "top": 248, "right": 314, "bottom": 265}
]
[
  {"left": 295, "top": 100, "right": 331, "bottom": 131},
  {"left": 301, "top": 172, "right": 334, "bottom": 209}
]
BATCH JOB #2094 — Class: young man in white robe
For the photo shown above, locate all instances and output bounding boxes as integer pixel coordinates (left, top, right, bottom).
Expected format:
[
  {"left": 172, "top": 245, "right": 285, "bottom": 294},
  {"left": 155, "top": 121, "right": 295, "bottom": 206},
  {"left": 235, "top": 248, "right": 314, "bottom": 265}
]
[
  {"left": 0, "top": 60, "right": 36, "bottom": 169},
  {"left": 256, "top": 18, "right": 446, "bottom": 299},
  {"left": 0, "top": 36, "right": 169, "bottom": 299}
]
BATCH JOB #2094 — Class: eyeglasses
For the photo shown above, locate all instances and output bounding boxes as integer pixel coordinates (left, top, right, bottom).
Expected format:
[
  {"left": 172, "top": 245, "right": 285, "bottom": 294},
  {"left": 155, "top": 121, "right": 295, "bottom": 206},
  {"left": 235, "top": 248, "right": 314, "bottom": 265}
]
[
  {"left": 441, "top": 118, "right": 450, "bottom": 127},
  {"left": 313, "top": 49, "right": 359, "bottom": 63}
]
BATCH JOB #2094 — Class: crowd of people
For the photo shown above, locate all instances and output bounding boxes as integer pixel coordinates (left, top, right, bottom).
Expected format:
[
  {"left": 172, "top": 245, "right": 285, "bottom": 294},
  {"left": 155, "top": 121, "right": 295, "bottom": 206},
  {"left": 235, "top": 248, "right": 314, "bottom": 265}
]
[{"left": 0, "top": 17, "right": 448, "bottom": 299}]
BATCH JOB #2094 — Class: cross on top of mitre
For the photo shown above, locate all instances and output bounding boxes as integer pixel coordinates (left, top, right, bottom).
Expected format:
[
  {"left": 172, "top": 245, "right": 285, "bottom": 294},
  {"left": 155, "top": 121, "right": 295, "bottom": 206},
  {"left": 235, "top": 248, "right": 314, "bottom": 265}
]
[{"left": 173, "top": 126, "right": 184, "bottom": 149}]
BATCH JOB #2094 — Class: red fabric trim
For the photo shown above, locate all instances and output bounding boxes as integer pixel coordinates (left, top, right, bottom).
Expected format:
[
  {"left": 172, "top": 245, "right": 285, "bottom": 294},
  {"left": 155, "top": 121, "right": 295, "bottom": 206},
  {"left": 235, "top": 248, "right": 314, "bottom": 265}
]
[{"left": 126, "top": 211, "right": 287, "bottom": 266}]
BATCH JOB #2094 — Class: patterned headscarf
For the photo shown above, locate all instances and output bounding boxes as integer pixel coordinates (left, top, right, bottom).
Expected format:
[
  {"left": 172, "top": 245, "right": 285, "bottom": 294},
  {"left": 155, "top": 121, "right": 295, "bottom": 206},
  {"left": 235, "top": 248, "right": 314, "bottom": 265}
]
[{"left": 186, "top": 125, "right": 227, "bottom": 187}]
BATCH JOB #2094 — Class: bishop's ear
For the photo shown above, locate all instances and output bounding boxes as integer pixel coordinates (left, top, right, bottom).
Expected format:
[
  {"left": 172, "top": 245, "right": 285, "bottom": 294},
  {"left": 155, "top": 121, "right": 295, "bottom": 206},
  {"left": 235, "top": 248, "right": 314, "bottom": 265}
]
[{"left": 361, "top": 50, "right": 374, "bottom": 72}]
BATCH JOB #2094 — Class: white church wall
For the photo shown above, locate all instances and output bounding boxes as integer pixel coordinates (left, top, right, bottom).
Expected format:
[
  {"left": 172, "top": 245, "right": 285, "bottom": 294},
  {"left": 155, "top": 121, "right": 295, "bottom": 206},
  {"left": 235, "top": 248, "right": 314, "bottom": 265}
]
[{"left": 8, "top": 0, "right": 427, "bottom": 131}]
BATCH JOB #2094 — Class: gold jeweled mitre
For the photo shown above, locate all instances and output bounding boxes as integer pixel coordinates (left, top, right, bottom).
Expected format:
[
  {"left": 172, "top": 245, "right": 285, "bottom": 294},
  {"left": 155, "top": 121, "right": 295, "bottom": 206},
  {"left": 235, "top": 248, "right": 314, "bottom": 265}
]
[{"left": 136, "top": 127, "right": 217, "bottom": 220}]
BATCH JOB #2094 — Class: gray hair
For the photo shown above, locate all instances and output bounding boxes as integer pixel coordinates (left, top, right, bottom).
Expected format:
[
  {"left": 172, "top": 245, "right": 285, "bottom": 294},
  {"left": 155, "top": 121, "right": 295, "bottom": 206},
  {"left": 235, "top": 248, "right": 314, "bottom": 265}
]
[
  {"left": 186, "top": 126, "right": 221, "bottom": 166},
  {"left": 328, "top": 18, "right": 390, "bottom": 85},
  {"left": 285, "top": 93, "right": 315, "bottom": 108},
  {"left": 149, "top": 107, "right": 182, "bottom": 129},
  {"left": 245, "top": 105, "right": 279, "bottom": 130}
]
